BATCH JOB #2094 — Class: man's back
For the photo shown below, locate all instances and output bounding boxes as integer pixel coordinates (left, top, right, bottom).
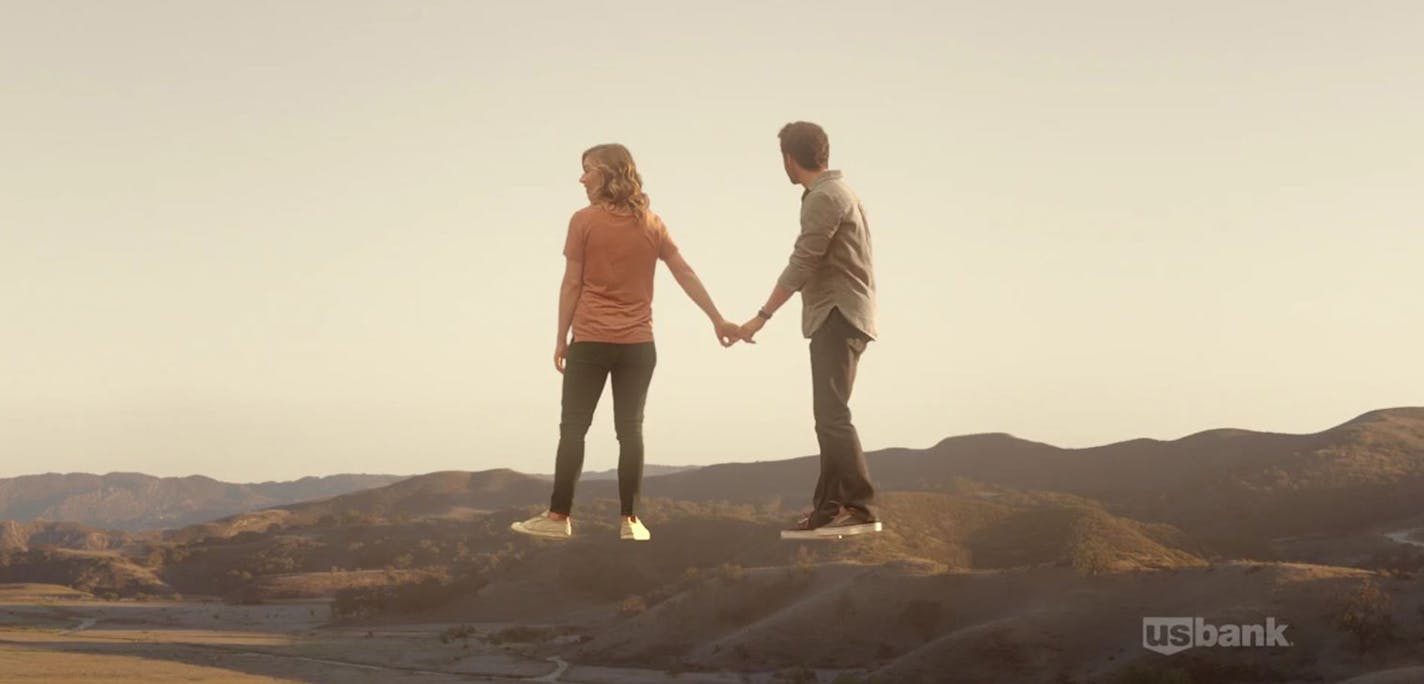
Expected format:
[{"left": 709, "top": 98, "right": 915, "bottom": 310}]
[{"left": 776, "top": 170, "right": 877, "bottom": 340}]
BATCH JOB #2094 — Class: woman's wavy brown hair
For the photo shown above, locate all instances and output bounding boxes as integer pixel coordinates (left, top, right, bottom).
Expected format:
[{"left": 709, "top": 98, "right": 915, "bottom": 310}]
[{"left": 582, "top": 143, "right": 650, "bottom": 223}]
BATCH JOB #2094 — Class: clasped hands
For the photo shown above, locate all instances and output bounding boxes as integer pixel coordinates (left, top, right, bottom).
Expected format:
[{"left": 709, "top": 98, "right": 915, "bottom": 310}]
[
  {"left": 555, "top": 314, "right": 769, "bottom": 373},
  {"left": 714, "top": 315, "right": 768, "bottom": 348}
]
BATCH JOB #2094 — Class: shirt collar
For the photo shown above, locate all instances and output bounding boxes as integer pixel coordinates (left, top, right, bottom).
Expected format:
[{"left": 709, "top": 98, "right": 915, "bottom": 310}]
[{"left": 802, "top": 169, "right": 842, "bottom": 198}]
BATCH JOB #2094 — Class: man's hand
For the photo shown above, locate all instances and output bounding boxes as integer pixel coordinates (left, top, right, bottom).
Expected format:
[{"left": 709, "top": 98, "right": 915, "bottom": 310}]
[
  {"left": 739, "top": 316, "right": 767, "bottom": 344},
  {"left": 715, "top": 319, "right": 742, "bottom": 347},
  {"left": 554, "top": 338, "right": 569, "bottom": 373}
]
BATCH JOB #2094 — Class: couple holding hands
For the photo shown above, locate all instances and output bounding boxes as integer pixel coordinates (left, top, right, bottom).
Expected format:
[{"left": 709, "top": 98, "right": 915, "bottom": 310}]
[{"left": 512, "top": 121, "right": 882, "bottom": 543}]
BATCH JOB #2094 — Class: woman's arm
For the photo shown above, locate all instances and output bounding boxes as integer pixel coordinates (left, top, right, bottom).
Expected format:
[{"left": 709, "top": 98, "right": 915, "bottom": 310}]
[
  {"left": 664, "top": 252, "right": 739, "bottom": 347},
  {"left": 554, "top": 256, "right": 583, "bottom": 372}
]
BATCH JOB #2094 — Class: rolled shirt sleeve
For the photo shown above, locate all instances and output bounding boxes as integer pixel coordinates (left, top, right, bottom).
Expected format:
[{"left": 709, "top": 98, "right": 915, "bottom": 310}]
[{"left": 776, "top": 190, "right": 846, "bottom": 292}]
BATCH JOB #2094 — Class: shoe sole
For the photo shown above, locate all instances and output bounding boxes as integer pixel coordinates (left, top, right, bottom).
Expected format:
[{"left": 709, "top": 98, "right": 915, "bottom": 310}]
[
  {"left": 510, "top": 521, "right": 570, "bottom": 540},
  {"left": 781, "top": 521, "right": 883, "bottom": 541},
  {"left": 619, "top": 534, "right": 651, "bottom": 541},
  {"left": 819, "top": 521, "right": 882, "bottom": 538}
]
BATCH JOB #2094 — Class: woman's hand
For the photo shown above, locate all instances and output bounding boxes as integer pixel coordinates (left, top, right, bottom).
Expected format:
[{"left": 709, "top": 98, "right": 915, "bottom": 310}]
[
  {"left": 715, "top": 319, "right": 742, "bottom": 347},
  {"left": 554, "top": 338, "right": 569, "bottom": 374}
]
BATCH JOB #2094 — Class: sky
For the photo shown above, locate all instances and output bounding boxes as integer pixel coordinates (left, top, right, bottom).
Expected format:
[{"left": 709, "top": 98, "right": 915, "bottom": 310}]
[{"left": 2, "top": 1, "right": 1422, "bottom": 481}]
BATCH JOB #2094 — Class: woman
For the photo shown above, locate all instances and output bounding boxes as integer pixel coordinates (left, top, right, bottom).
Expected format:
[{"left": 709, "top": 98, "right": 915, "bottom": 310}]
[{"left": 512, "top": 144, "right": 740, "bottom": 541}]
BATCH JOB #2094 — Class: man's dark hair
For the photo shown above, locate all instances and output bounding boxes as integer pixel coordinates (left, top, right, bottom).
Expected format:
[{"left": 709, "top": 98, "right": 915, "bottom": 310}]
[{"left": 778, "top": 121, "right": 829, "bottom": 170}]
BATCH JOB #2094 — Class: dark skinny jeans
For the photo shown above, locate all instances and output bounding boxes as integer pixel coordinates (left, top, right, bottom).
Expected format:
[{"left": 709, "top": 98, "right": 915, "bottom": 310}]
[{"left": 549, "top": 340, "right": 656, "bottom": 517}]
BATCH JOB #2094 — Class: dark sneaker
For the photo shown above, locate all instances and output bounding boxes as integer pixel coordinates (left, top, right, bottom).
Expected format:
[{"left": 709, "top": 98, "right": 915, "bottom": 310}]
[
  {"left": 780, "top": 509, "right": 837, "bottom": 540},
  {"left": 813, "top": 507, "right": 882, "bottom": 539}
]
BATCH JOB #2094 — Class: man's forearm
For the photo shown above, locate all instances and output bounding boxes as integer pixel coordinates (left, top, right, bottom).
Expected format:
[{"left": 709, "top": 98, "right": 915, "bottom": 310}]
[
  {"left": 735, "top": 282, "right": 794, "bottom": 342},
  {"left": 759, "top": 284, "right": 795, "bottom": 317}
]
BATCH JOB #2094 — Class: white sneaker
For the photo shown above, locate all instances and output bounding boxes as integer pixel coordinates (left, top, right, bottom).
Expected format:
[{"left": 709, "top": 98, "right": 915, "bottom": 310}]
[
  {"left": 620, "top": 516, "right": 651, "bottom": 541},
  {"left": 511, "top": 512, "right": 571, "bottom": 540}
]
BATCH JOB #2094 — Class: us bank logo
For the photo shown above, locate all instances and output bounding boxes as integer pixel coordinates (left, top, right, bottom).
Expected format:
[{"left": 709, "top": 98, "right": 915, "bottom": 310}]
[{"left": 1142, "top": 617, "right": 1292, "bottom": 655}]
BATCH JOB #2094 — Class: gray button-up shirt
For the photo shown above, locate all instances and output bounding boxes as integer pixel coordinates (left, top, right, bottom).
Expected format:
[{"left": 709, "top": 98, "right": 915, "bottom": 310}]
[{"left": 776, "top": 170, "right": 878, "bottom": 340}]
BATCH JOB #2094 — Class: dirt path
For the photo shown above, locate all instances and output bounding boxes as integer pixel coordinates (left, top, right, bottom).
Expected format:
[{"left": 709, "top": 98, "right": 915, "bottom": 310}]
[
  {"left": 58, "top": 617, "right": 100, "bottom": 635},
  {"left": 1, "top": 599, "right": 744, "bottom": 683},
  {"left": 533, "top": 656, "right": 569, "bottom": 682},
  {"left": 218, "top": 648, "right": 530, "bottom": 681},
  {"left": 0, "top": 631, "right": 531, "bottom": 682},
  {"left": 1383, "top": 527, "right": 1424, "bottom": 548}
]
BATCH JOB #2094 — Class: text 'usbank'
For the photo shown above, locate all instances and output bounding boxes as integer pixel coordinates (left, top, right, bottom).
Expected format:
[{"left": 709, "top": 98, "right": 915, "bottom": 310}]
[{"left": 1142, "top": 617, "right": 1291, "bottom": 655}]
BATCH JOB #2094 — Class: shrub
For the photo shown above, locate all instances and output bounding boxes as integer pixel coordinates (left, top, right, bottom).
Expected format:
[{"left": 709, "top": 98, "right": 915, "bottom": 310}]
[
  {"left": 1333, "top": 577, "right": 1394, "bottom": 653},
  {"left": 439, "top": 624, "right": 478, "bottom": 644},
  {"left": 619, "top": 594, "right": 648, "bottom": 617},
  {"left": 487, "top": 625, "right": 555, "bottom": 645}
]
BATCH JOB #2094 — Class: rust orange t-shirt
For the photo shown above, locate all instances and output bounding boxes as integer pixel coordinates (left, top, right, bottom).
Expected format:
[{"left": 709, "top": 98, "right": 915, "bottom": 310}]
[{"left": 563, "top": 205, "right": 680, "bottom": 344}]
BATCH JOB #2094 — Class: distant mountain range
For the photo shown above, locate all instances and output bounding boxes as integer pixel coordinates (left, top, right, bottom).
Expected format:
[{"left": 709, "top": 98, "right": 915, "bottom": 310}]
[
  {"left": 641, "top": 406, "right": 1424, "bottom": 541},
  {"left": 578, "top": 464, "right": 702, "bottom": 481},
  {"left": 4, "top": 407, "right": 1424, "bottom": 589},
  {"left": 0, "top": 472, "right": 407, "bottom": 531},
  {"left": 0, "top": 467, "right": 707, "bottom": 533},
  {"left": 202, "top": 406, "right": 1421, "bottom": 546},
  {"left": 7, "top": 408, "right": 1424, "bottom": 545}
]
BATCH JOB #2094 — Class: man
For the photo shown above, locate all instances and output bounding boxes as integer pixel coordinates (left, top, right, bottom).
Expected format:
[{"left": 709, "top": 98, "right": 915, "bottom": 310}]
[{"left": 739, "top": 121, "right": 882, "bottom": 540}]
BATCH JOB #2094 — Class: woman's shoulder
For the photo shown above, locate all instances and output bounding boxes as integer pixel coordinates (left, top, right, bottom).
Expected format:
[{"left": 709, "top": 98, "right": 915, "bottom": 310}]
[
  {"left": 571, "top": 204, "right": 601, "bottom": 221},
  {"left": 573, "top": 204, "right": 627, "bottom": 220},
  {"left": 579, "top": 204, "right": 659, "bottom": 225}
]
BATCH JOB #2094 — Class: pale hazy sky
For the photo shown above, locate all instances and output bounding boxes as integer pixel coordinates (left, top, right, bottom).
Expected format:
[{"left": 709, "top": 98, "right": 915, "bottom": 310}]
[{"left": 3, "top": 2, "right": 1421, "bottom": 481}]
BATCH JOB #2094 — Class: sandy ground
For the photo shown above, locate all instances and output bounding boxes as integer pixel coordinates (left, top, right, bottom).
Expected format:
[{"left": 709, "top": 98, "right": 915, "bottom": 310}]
[
  {"left": 0, "top": 596, "right": 753, "bottom": 683},
  {"left": 0, "top": 643, "right": 311, "bottom": 683}
]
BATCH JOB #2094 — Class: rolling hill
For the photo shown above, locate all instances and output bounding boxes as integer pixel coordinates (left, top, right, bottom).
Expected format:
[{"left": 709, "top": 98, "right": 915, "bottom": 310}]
[
  {"left": 3, "top": 408, "right": 1424, "bottom": 682},
  {"left": 0, "top": 472, "right": 407, "bottom": 531}
]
